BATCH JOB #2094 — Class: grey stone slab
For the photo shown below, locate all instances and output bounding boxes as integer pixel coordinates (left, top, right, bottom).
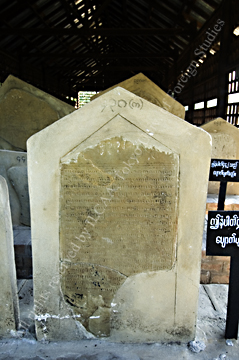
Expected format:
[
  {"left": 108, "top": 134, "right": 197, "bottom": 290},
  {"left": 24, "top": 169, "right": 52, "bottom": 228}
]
[
  {"left": 17, "top": 280, "right": 34, "bottom": 334},
  {"left": 0, "top": 175, "right": 20, "bottom": 338},
  {"left": 0, "top": 150, "right": 28, "bottom": 225},
  {"left": 13, "top": 225, "right": 31, "bottom": 245},
  {"left": 14, "top": 226, "right": 32, "bottom": 280},
  {"left": 7, "top": 166, "right": 30, "bottom": 226},
  {"left": 202, "top": 214, "right": 208, "bottom": 250}
]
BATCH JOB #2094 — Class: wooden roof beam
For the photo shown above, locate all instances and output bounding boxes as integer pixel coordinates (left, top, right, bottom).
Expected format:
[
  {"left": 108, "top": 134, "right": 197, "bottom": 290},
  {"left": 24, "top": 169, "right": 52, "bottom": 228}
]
[
  {"left": 24, "top": 51, "right": 172, "bottom": 59},
  {"left": 0, "top": 27, "right": 186, "bottom": 36}
]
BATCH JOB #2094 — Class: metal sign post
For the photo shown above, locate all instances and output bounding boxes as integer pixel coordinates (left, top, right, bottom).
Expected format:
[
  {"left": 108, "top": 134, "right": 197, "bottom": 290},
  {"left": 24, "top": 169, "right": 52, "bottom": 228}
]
[
  {"left": 209, "top": 159, "right": 239, "bottom": 210},
  {"left": 207, "top": 159, "right": 239, "bottom": 339},
  {"left": 207, "top": 211, "right": 239, "bottom": 339}
]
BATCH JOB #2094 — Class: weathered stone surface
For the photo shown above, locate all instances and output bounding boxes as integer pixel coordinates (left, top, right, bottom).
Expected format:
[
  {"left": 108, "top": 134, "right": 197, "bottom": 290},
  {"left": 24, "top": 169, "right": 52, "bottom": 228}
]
[
  {"left": 14, "top": 226, "right": 32, "bottom": 279},
  {"left": 201, "top": 118, "right": 239, "bottom": 195},
  {"left": 0, "top": 75, "right": 75, "bottom": 151},
  {"left": 28, "top": 86, "right": 211, "bottom": 342},
  {"left": 61, "top": 263, "right": 126, "bottom": 337},
  {"left": 0, "top": 136, "right": 23, "bottom": 151},
  {"left": 7, "top": 166, "right": 30, "bottom": 226},
  {"left": 59, "top": 136, "right": 179, "bottom": 337},
  {"left": 0, "top": 150, "right": 29, "bottom": 225},
  {"left": 91, "top": 73, "right": 185, "bottom": 119},
  {"left": 17, "top": 279, "right": 34, "bottom": 333},
  {"left": 0, "top": 176, "right": 20, "bottom": 337},
  {"left": 60, "top": 137, "right": 178, "bottom": 274}
]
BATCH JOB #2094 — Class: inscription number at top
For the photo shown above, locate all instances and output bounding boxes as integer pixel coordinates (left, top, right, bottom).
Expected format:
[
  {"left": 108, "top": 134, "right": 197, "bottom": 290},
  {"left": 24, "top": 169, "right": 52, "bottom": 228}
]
[{"left": 101, "top": 97, "right": 143, "bottom": 112}]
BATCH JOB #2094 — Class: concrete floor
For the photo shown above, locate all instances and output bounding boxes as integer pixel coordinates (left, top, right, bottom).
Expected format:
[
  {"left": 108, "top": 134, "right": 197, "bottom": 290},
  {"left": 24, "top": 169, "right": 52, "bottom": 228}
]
[{"left": 0, "top": 282, "right": 238, "bottom": 359}]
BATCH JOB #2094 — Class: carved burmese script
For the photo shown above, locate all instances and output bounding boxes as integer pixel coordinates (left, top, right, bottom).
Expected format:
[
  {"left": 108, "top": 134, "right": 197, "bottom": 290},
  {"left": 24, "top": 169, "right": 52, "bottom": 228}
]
[
  {"left": 60, "top": 137, "right": 179, "bottom": 336},
  {"left": 28, "top": 86, "right": 211, "bottom": 342}
]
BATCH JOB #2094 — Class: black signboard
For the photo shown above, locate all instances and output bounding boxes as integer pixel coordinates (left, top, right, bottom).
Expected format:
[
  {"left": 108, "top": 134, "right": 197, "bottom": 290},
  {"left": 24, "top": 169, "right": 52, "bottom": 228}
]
[
  {"left": 209, "top": 159, "right": 239, "bottom": 182},
  {"left": 207, "top": 211, "right": 239, "bottom": 257},
  {"left": 209, "top": 159, "right": 239, "bottom": 210},
  {"left": 207, "top": 211, "right": 239, "bottom": 339}
]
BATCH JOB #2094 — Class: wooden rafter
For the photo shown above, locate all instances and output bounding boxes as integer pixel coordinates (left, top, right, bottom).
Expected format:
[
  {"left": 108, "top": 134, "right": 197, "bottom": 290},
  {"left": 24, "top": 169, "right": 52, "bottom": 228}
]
[{"left": 0, "top": 27, "right": 186, "bottom": 36}]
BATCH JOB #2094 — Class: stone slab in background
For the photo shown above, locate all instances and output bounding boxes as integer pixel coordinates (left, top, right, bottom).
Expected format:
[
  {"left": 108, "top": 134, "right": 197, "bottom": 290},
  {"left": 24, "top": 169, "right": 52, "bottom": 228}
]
[
  {"left": 0, "top": 175, "right": 20, "bottom": 337},
  {"left": 201, "top": 118, "right": 239, "bottom": 195},
  {"left": 28, "top": 86, "right": 211, "bottom": 343},
  {"left": 17, "top": 279, "right": 34, "bottom": 334},
  {"left": 0, "top": 150, "right": 29, "bottom": 225},
  {"left": 91, "top": 73, "right": 185, "bottom": 119},
  {"left": 14, "top": 226, "right": 32, "bottom": 279},
  {"left": 7, "top": 166, "right": 30, "bottom": 226},
  {"left": 0, "top": 75, "right": 75, "bottom": 151},
  {"left": 0, "top": 136, "right": 22, "bottom": 151}
]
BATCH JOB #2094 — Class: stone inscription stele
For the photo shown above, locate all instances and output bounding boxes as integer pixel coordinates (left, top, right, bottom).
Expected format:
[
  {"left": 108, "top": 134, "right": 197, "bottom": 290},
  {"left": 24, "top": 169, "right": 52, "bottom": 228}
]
[
  {"left": 91, "top": 73, "right": 185, "bottom": 119},
  {"left": 211, "top": 133, "right": 236, "bottom": 159},
  {"left": 201, "top": 118, "right": 239, "bottom": 195},
  {"left": 59, "top": 136, "right": 179, "bottom": 337}
]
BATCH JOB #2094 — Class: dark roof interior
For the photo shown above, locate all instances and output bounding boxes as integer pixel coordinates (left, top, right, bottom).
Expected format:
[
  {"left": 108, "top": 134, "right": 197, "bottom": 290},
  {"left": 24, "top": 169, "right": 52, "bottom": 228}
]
[{"left": 0, "top": 0, "right": 223, "bottom": 101}]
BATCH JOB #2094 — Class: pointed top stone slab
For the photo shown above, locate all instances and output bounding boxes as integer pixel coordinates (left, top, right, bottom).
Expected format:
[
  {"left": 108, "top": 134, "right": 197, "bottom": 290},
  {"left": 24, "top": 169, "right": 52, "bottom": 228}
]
[
  {"left": 0, "top": 150, "right": 29, "bottom": 225},
  {"left": 201, "top": 118, "right": 239, "bottom": 194},
  {"left": 28, "top": 86, "right": 211, "bottom": 343},
  {"left": 0, "top": 75, "right": 75, "bottom": 151},
  {"left": 91, "top": 73, "right": 185, "bottom": 119},
  {"left": 0, "top": 175, "right": 20, "bottom": 337}
]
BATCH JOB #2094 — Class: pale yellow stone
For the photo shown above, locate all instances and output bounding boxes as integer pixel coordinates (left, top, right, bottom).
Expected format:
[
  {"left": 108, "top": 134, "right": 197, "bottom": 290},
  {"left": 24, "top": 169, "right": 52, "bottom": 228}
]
[
  {"left": 61, "top": 262, "right": 126, "bottom": 337},
  {"left": 0, "top": 75, "right": 75, "bottom": 150},
  {"left": 110, "top": 271, "right": 176, "bottom": 342},
  {"left": 91, "top": 73, "right": 185, "bottom": 119},
  {"left": 59, "top": 136, "right": 179, "bottom": 337},
  {"left": 201, "top": 118, "right": 239, "bottom": 195},
  {"left": 0, "top": 176, "right": 20, "bottom": 337},
  {"left": 28, "top": 87, "right": 211, "bottom": 342}
]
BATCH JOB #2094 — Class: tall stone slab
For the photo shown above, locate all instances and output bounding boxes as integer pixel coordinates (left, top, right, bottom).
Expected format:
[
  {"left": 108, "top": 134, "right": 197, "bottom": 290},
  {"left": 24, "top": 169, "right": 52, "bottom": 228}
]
[
  {"left": 0, "top": 75, "right": 75, "bottom": 151},
  {"left": 201, "top": 118, "right": 239, "bottom": 195},
  {"left": 0, "top": 176, "right": 20, "bottom": 337},
  {"left": 0, "top": 150, "right": 29, "bottom": 225},
  {"left": 91, "top": 73, "right": 185, "bottom": 119},
  {"left": 28, "top": 87, "right": 211, "bottom": 342}
]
